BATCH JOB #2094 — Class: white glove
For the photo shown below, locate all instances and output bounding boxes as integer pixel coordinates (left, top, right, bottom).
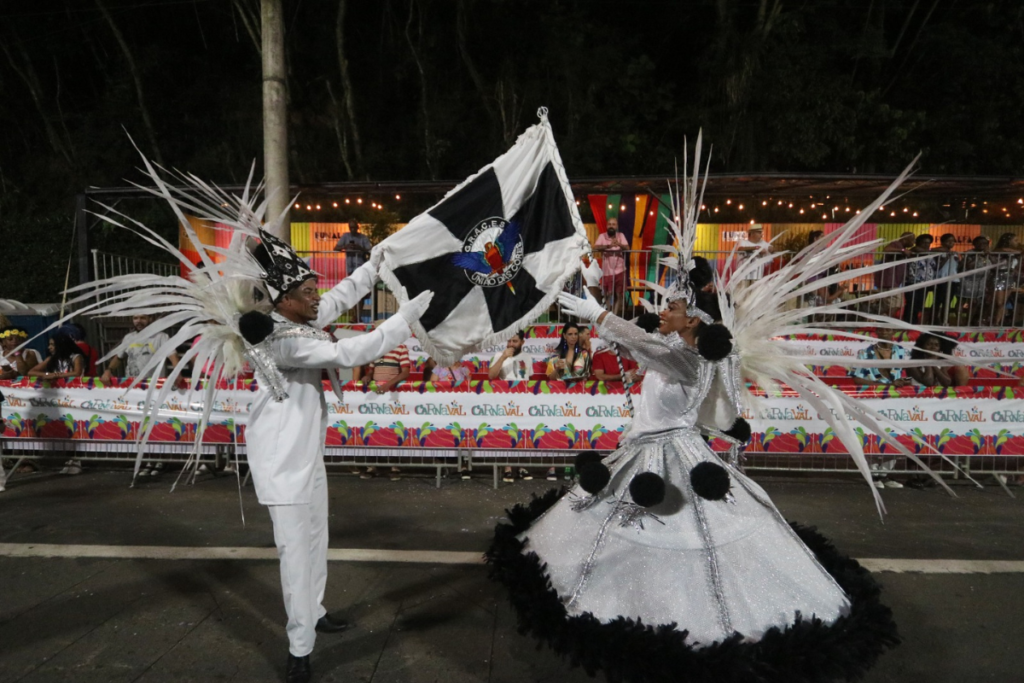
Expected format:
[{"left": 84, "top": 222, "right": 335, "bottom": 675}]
[
  {"left": 399, "top": 290, "right": 434, "bottom": 325},
  {"left": 558, "top": 289, "right": 606, "bottom": 322}
]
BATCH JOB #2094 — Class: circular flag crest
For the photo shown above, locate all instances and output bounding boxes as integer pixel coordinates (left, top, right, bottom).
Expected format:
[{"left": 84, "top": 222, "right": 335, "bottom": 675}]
[{"left": 456, "top": 217, "right": 525, "bottom": 289}]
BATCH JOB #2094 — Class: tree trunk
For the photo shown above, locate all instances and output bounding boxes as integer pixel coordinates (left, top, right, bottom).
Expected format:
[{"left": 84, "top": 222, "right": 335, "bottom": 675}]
[
  {"left": 95, "top": 0, "right": 163, "bottom": 166},
  {"left": 326, "top": 80, "right": 356, "bottom": 179},
  {"left": 336, "top": 0, "right": 365, "bottom": 176},
  {"left": 405, "top": 0, "right": 437, "bottom": 179},
  {"left": 261, "top": 0, "right": 291, "bottom": 239}
]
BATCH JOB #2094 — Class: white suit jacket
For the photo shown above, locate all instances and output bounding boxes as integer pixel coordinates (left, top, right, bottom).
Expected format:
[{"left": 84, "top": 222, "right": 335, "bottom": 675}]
[{"left": 246, "top": 267, "right": 410, "bottom": 505}]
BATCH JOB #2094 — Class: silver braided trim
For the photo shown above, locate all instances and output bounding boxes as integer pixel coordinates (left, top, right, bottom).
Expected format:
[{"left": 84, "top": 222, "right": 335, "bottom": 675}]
[
  {"left": 686, "top": 304, "right": 714, "bottom": 325},
  {"left": 245, "top": 322, "right": 337, "bottom": 403},
  {"left": 610, "top": 342, "right": 635, "bottom": 418}
]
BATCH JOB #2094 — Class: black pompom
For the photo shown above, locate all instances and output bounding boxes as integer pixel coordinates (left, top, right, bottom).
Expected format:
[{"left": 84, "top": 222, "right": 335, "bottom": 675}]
[
  {"left": 629, "top": 472, "right": 665, "bottom": 507},
  {"left": 239, "top": 310, "right": 275, "bottom": 345},
  {"left": 578, "top": 462, "right": 611, "bottom": 494},
  {"left": 697, "top": 323, "right": 733, "bottom": 361},
  {"left": 635, "top": 313, "right": 661, "bottom": 334},
  {"left": 690, "top": 461, "right": 731, "bottom": 500},
  {"left": 724, "top": 417, "right": 752, "bottom": 445},
  {"left": 574, "top": 450, "right": 603, "bottom": 470}
]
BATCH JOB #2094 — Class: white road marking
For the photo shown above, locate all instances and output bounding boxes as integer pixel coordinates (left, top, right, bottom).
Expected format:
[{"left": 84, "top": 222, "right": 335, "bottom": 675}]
[{"left": 2, "top": 543, "right": 1023, "bottom": 573}]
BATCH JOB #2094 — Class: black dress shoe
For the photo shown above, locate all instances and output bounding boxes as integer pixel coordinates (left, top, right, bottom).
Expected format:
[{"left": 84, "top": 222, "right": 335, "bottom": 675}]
[
  {"left": 315, "top": 612, "right": 351, "bottom": 633},
  {"left": 286, "top": 654, "right": 311, "bottom": 683}
]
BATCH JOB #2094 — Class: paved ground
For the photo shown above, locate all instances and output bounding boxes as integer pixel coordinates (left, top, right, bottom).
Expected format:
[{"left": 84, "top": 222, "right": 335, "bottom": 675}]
[{"left": 1, "top": 467, "right": 1022, "bottom": 683}]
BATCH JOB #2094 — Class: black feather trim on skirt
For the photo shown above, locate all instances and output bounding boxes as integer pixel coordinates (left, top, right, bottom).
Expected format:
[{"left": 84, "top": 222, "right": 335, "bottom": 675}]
[{"left": 485, "top": 487, "right": 899, "bottom": 683}]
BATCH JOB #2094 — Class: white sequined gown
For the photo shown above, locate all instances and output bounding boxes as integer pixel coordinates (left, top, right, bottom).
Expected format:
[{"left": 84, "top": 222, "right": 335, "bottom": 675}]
[{"left": 520, "top": 315, "right": 850, "bottom": 647}]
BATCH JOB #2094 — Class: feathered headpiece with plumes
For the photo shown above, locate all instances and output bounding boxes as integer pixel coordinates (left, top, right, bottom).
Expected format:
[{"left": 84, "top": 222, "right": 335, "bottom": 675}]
[
  {"left": 636, "top": 131, "right": 715, "bottom": 323},
  {"left": 716, "top": 156, "right": 1007, "bottom": 518},
  {"left": 23, "top": 141, "right": 296, "bottom": 498}
]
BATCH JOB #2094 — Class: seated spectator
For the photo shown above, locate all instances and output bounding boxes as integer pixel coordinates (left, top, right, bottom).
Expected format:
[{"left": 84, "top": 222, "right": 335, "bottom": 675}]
[
  {"left": 546, "top": 322, "right": 590, "bottom": 381},
  {"left": 590, "top": 346, "right": 639, "bottom": 384},
  {"left": 1, "top": 327, "right": 43, "bottom": 379},
  {"left": 849, "top": 327, "right": 912, "bottom": 387},
  {"left": 489, "top": 331, "right": 530, "bottom": 381},
  {"left": 29, "top": 333, "right": 86, "bottom": 381},
  {"left": 28, "top": 333, "right": 86, "bottom": 476},
  {"left": 431, "top": 360, "right": 469, "bottom": 383},
  {"left": 369, "top": 342, "right": 411, "bottom": 394},
  {"left": 60, "top": 323, "right": 99, "bottom": 376},
  {"left": 101, "top": 314, "right": 178, "bottom": 382},
  {"left": 907, "top": 334, "right": 970, "bottom": 387}
]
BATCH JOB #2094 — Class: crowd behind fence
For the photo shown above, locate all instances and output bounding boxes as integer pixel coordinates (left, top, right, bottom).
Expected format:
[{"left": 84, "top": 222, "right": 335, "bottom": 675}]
[{"left": 284, "top": 246, "right": 1024, "bottom": 330}]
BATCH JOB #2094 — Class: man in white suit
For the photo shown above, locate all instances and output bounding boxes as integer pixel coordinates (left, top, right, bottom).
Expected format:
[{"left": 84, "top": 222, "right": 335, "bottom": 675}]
[{"left": 247, "top": 232, "right": 432, "bottom": 683}]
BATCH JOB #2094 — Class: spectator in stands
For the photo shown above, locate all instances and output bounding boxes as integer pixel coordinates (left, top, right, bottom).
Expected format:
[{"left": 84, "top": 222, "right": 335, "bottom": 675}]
[
  {"left": 991, "top": 232, "right": 1023, "bottom": 327},
  {"left": 546, "top": 322, "right": 590, "bottom": 381},
  {"left": 929, "top": 233, "right": 961, "bottom": 325},
  {"left": 907, "top": 334, "right": 970, "bottom": 387},
  {"left": 489, "top": 331, "right": 529, "bottom": 381},
  {"left": 333, "top": 221, "right": 373, "bottom": 322},
  {"left": 1, "top": 327, "right": 42, "bottom": 379},
  {"left": 360, "top": 342, "right": 411, "bottom": 480},
  {"left": 903, "top": 234, "right": 936, "bottom": 324},
  {"left": 60, "top": 323, "right": 99, "bottom": 376},
  {"left": 593, "top": 218, "right": 630, "bottom": 316},
  {"left": 874, "top": 231, "right": 915, "bottom": 317},
  {"left": 848, "top": 327, "right": 912, "bottom": 387},
  {"left": 735, "top": 225, "right": 772, "bottom": 296},
  {"left": 590, "top": 344, "right": 639, "bottom": 384},
  {"left": 29, "top": 333, "right": 86, "bottom": 476},
  {"left": 955, "top": 236, "right": 991, "bottom": 325},
  {"left": 29, "top": 333, "right": 86, "bottom": 381},
  {"left": 100, "top": 315, "right": 178, "bottom": 382},
  {"left": 430, "top": 360, "right": 469, "bottom": 383}
]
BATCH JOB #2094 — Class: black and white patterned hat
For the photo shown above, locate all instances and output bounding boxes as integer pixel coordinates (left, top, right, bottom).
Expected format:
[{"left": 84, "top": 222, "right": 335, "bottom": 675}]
[{"left": 251, "top": 229, "right": 316, "bottom": 303}]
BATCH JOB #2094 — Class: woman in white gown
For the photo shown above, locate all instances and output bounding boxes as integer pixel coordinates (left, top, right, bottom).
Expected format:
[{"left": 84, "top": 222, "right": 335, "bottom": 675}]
[{"left": 487, "top": 293, "right": 898, "bottom": 683}]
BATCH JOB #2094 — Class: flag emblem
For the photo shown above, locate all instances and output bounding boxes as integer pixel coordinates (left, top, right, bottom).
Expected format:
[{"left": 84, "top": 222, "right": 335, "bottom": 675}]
[{"left": 452, "top": 218, "right": 524, "bottom": 293}]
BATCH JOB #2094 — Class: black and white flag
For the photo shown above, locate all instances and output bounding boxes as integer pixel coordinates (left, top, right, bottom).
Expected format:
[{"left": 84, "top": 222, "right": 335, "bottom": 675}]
[{"left": 378, "top": 109, "right": 589, "bottom": 365}]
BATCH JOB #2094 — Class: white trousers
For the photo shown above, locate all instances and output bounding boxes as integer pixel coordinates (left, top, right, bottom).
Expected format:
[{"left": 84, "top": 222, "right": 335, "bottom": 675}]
[{"left": 267, "top": 463, "right": 329, "bottom": 656}]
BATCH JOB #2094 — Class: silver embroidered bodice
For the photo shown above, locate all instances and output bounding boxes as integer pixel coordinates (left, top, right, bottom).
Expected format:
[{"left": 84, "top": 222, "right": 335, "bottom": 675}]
[{"left": 596, "top": 314, "right": 742, "bottom": 442}]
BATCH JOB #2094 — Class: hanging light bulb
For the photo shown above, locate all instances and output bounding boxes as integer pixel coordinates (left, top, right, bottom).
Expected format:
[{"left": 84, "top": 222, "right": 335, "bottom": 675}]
[
  {"left": 305, "top": 204, "right": 312, "bottom": 210},
  {"left": 294, "top": 203, "right": 301, "bottom": 209},
  {"left": 822, "top": 214, "right": 827, "bottom": 220},
  {"left": 608, "top": 203, "right": 613, "bottom": 209},
  {"left": 332, "top": 202, "right": 339, "bottom": 208},
  {"left": 788, "top": 203, "right": 794, "bottom": 209},
  {"left": 799, "top": 208, "right": 805, "bottom": 214},
  {"left": 726, "top": 199, "right": 732, "bottom": 205},
  {"left": 315, "top": 204, "right": 321, "bottom": 210},
  {"left": 762, "top": 200, "right": 768, "bottom": 206},
  {"left": 345, "top": 198, "right": 351, "bottom": 204},
  {"left": 620, "top": 204, "right": 626, "bottom": 211},
  {"left": 713, "top": 207, "right": 719, "bottom": 213},
  {"left": 738, "top": 204, "right": 744, "bottom": 210},
  {"left": 357, "top": 198, "right": 363, "bottom": 204},
  {"left": 395, "top": 194, "right": 401, "bottom": 200}
]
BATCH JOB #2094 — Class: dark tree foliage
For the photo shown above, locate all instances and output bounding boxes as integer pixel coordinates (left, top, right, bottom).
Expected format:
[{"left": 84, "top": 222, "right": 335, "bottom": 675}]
[{"left": 1, "top": 0, "right": 1022, "bottom": 301}]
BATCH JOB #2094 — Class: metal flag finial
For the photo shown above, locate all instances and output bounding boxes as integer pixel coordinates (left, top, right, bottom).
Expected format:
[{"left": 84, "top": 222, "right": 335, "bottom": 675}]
[{"left": 537, "top": 106, "right": 549, "bottom": 121}]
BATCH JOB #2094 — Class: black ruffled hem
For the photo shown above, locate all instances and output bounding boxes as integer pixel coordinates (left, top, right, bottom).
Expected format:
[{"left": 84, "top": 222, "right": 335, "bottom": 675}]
[{"left": 485, "top": 487, "right": 899, "bottom": 683}]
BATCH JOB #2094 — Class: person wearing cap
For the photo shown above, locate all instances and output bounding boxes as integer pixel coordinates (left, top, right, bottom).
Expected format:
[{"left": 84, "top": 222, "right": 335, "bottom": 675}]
[
  {"left": 247, "top": 230, "right": 433, "bottom": 683},
  {"left": 734, "top": 225, "right": 772, "bottom": 296}
]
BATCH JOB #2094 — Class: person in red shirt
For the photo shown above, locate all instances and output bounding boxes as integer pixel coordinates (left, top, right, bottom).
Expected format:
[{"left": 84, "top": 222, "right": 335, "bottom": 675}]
[{"left": 590, "top": 346, "right": 639, "bottom": 383}]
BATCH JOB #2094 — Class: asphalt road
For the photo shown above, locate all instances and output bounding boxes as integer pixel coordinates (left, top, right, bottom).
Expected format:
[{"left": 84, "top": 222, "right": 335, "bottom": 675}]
[{"left": 1, "top": 468, "right": 1022, "bottom": 683}]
